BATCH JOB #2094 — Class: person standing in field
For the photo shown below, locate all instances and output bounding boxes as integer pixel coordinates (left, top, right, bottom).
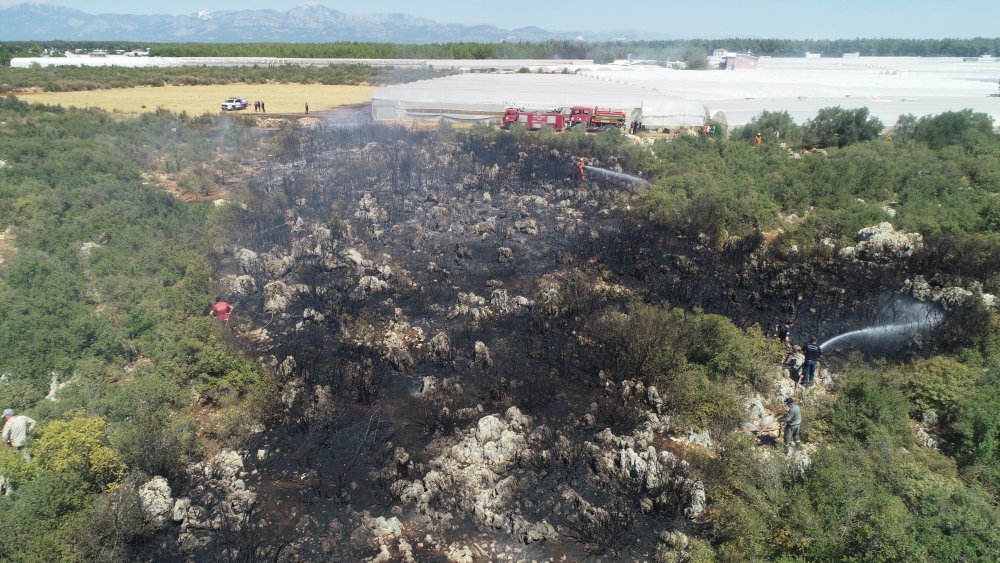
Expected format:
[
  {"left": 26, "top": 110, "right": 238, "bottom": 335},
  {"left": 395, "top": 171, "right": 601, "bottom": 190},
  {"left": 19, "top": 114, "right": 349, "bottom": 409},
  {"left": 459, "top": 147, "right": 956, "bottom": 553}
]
[
  {"left": 305, "top": 103, "right": 309, "bottom": 114},
  {"left": 2, "top": 409, "right": 36, "bottom": 448},
  {"left": 209, "top": 300, "right": 234, "bottom": 322},
  {"left": 804, "top": 336, "right": 822, "bottom": 386},
  {"left": 777, "top": 398, "right": 801, "bottom": 454}
]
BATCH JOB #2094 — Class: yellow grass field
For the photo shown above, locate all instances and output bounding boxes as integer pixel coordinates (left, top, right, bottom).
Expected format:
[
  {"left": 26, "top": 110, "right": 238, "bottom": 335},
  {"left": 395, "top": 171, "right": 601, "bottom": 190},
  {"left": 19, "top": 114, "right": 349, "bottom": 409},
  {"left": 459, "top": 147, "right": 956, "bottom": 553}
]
[{"left": 17, "top": 83, "right": 374, "bottom": 116}]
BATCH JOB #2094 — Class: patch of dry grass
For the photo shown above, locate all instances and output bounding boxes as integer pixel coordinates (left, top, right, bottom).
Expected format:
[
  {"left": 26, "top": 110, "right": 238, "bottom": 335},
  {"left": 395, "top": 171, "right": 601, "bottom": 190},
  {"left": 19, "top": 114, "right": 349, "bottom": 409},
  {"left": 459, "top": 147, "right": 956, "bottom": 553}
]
[{"left": 17, "top": 83, "right": 373, "bottom": 116}]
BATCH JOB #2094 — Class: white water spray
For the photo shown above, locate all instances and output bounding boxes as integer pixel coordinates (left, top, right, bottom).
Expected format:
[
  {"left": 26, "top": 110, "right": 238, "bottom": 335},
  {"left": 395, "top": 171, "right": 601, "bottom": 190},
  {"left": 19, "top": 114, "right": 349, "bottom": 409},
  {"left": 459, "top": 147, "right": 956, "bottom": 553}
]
[
  {"left": 584, "top": 166, "right": 649, "bottom": 185},
  {"left": 820, "top": 299, "right": 944, "bottom": 353}
]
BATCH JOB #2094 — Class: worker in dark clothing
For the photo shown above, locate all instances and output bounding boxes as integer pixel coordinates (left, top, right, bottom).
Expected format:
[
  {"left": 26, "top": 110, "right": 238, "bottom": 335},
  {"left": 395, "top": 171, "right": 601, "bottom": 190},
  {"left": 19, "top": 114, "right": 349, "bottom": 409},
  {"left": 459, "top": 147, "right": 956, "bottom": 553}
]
[
  {"left": 305, "top": 103, "right": 309, "bottom": 114},
  {"left": 777, "top": 319, "right": 794, "bottom": 346},
  {"left": 777, "top": 397, "right": 801, "bottom": 454},
  {"left": 784, "top": 345, "right": 805, "bottom": 389},
  {"left": 804, "top": 337, "right": 822, "bottom": 386},
  {"left": 576, "top": 158, "right": 586, "bottom": 181}
]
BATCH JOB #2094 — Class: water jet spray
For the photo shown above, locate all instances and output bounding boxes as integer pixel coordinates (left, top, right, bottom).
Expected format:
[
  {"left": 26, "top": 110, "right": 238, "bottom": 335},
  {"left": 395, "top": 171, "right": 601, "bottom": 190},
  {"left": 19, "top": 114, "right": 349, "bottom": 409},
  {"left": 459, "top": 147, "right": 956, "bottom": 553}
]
[
  {"left": 820, "top": 298, "right": 944, "bottom": 354},
  {"left": 583, "top": 166, "right": 649, "bottom": 185}
]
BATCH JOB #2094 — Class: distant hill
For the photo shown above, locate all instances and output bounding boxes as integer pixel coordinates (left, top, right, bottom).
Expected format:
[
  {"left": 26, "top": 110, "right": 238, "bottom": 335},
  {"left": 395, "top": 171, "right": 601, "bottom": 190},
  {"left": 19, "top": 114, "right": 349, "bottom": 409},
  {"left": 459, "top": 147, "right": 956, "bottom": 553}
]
[{"left": 0, "top": 3, "right": 661, "bottom": 43}]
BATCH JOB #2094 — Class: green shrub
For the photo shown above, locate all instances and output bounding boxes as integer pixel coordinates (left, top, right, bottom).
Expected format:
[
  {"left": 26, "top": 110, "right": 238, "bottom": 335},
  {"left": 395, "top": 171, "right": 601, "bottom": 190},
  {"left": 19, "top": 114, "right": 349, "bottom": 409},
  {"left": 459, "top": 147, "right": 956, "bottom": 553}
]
[
  {"left": 822, "top": 370, "right": 912, "bottom": 447},
  {"left": 901, "top": 356, "right": 980, "bottom": 415},
  {"left": 34, "top": 412, "right": 126, "bottom": 492}
]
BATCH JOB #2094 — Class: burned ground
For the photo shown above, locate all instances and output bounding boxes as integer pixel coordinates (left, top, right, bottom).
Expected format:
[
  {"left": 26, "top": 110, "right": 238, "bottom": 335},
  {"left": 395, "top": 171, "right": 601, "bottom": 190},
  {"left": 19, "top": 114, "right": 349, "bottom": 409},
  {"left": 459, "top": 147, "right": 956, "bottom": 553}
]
[{"left": 185, "top": 124, "right": 923, "bottom": 561}]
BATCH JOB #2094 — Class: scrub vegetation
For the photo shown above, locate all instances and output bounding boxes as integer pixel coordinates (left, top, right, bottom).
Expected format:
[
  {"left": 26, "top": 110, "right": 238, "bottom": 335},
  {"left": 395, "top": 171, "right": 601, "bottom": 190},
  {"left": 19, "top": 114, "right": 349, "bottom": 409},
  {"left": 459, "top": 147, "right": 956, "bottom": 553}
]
[
  {"left": 0, "top": 86, "right": 998, "bottom": 561},
  {"left": 0, "top": 95, "right": 270, "bottom": 559}
]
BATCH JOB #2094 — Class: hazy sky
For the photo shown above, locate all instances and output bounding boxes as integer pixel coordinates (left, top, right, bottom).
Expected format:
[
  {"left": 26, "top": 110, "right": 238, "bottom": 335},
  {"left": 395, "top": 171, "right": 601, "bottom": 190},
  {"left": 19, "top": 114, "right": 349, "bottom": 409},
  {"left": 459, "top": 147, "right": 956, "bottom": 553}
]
[{"left": 4, "top": 0, "right": 999, "bottom": 39}]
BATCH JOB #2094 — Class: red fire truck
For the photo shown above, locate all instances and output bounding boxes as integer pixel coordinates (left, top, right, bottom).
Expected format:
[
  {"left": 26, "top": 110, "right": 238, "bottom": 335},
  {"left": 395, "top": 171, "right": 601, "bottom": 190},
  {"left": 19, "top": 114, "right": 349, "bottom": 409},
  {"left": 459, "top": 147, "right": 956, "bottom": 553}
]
[
  {"left": 502, "top": 107, "right": 568, "bottom": 131},
  {"left": 568, "top": 106, "right": 627, "bottom": 130},
  {"left": 502, "top": 105, "right": 628, "bottom": 132}
]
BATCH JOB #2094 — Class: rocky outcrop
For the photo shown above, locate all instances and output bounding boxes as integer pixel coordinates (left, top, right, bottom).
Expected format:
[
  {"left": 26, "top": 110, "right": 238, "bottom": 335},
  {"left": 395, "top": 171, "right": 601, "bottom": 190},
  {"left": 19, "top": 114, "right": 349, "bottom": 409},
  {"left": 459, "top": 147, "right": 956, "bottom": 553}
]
[
  {"left": 392, "top": 408, "right": 556, "bottom": 543},
  {"left": 139, "top": 476, "right": 174, "bottom": 528},
  {"left": 221, "top": 274, "right": 257, "bottom": 297},
  {"left": 263, "top": 280, "right": 292, "bottom": 312},
  {"left": 174, "top": 450, "right": 257, "bottom": 552},
  {"left": 902, "top": 275, "right": 998, "bottom": 311},
  {"left": 839, "top": 222, "right": 923, "bottom": 262},
  {"left": 427, "top": 331, "right": 452, "bottom": 362}
]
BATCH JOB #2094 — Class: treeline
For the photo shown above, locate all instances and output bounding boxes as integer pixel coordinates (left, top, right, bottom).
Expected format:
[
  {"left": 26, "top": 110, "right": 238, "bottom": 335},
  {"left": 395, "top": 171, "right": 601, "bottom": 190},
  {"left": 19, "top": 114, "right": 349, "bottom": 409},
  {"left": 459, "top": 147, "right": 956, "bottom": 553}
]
[
  {"left": 0, "top": 65, "right": 448, "bottom": 93},
  {"left": 4, "top": 37, "right": 997, "bottom": 64},
  {"left": 140, "top": 38, "right": 1000, "bottom": 59},
  {"left": 0, "top": 96, "right": 270, "bottom": 559}
]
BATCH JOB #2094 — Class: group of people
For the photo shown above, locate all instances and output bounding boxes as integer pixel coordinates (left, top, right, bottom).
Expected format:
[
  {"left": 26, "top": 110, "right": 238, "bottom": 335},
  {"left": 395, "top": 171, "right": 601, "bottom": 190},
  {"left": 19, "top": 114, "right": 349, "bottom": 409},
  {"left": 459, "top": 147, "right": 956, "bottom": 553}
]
[
  {"left": 777, "top": 320, "right": 823, "bottom": 388},
  {"left": 253, "top": 100, "right": 267, "bottom": 112},
  {"left": 773, "top": 319, "right": 825, "bottom": 453}
]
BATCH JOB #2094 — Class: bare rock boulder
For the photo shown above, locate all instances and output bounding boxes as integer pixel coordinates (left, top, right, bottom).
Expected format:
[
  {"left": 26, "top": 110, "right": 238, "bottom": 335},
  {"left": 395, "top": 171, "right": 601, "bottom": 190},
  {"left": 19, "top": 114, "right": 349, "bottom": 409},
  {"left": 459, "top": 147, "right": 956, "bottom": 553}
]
[
  {"left": 474, "top": 341, "right": 493, "bottom": 369},
  {"left": 139, "top": 476, "right": 174, "bottom": 528},
  {"left": 428, "top": 331, "right": 452, "bottom": 361},
  {"left": 847, "top": 222, "right": 923, "bottom": 262},
  {"left": 263, "top": 280, "right": 293, "bottom": 312}
]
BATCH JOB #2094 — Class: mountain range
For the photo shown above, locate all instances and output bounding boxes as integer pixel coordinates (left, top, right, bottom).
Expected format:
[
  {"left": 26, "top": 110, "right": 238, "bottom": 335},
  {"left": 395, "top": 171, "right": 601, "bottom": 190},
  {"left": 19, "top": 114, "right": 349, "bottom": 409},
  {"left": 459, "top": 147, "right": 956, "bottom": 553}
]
[{"left": 0, "top": 3, "right": 661, "bottom": 43}]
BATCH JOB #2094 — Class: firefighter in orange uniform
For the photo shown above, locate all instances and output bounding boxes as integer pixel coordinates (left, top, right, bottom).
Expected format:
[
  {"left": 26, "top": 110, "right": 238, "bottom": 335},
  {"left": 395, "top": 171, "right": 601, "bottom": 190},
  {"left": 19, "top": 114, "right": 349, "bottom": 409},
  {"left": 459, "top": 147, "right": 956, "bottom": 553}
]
[{"left": 576, "top": 158, "right": 586, "bottom": 181}]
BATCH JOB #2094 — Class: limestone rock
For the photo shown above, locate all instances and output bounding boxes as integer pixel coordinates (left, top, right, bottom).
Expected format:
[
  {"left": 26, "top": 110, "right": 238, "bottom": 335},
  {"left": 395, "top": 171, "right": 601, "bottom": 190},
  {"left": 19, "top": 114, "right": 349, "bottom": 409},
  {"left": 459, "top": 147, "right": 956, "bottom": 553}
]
[
  {"left": 357, "top": 275, "right": 390, "bottom": 296},
  {"left": 235, "top": 248, "right": 259, "bottom": 273},
  {"left": 428, "top": 331, "right": 452, "bottom": 361},
  {"left": 208, "top": 450, "right": 244, "bottom": 480},
  {"left": 848, "top": 222, "right": 923, "bottom": 262},
  {"left": 263, "top": 280, "right": 292, "bottom": 312},
  {"left": 222, "top": 274, "right": 257, "bottom": 297},
  {"left": 683, "top": 481, "right": 706, "bottom": 519},
  {"left": 685, "top": 428, "right": 712, "bottom": 448},
  {"left": 139, "top": 476, "right": 174, "bottom": 528},
  {"left": 172, "top": 497, "right": 191, "bottom": 522}
]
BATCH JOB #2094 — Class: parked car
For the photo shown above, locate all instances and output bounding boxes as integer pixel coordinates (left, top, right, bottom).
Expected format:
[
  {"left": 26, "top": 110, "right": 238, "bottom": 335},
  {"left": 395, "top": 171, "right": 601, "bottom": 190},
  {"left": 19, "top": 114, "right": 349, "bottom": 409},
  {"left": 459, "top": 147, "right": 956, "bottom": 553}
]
[{"left": 221, "top": 98, "right": 249, "bottom": 111}]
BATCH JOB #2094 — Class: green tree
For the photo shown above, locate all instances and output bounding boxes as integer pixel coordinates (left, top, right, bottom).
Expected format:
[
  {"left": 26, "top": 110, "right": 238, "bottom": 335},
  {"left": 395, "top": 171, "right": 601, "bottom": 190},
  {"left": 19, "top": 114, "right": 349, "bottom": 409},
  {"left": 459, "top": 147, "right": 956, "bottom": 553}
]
[
  {"left": 803, "top": 106, "right": 884, "bottom": 147},
  {"left": 593, "top": 52, "right": 615, "bottom": 64},
  {"left": 733, "top": 110, "right": 803, "bottom": 145},
  {"left": 913, "top": 109, "right": 994, "bottom": 149},
  {"left": 684, "top": 47, "right": 709, "bottom": 70}
]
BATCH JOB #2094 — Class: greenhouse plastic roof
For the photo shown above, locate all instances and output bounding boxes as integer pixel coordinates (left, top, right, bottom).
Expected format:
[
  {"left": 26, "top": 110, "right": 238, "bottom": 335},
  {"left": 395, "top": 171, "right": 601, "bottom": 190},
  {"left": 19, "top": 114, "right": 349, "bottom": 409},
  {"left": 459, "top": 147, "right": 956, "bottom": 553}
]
[
  {"left": 372, "top": 73, "right": 709, "bottom": 127},
  {"left": 374, "top": 57, "right": 1000, "bottom": 128}
]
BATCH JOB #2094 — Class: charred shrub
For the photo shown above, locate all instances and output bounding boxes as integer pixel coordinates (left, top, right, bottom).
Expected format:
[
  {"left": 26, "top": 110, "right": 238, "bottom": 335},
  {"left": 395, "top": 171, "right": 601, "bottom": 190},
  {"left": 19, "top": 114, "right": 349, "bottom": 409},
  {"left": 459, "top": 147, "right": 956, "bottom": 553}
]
[
  {"left": 596, "top": 394, "right": 645, "bottom": 436},
  {"left": 932, "top": 293, "right": 991, "bottom": 352},
  {"left": 511, "top": 370, "right": 558, "bottom": 413},
  {"left": 561, "top": 495, "right": 637, "bottom": 556},
  {"left": 329, "top": 357, "right": 388, "bottom": 406},
  {"left": 521, "top": 431, "right": 587, "bottom": 486}
]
